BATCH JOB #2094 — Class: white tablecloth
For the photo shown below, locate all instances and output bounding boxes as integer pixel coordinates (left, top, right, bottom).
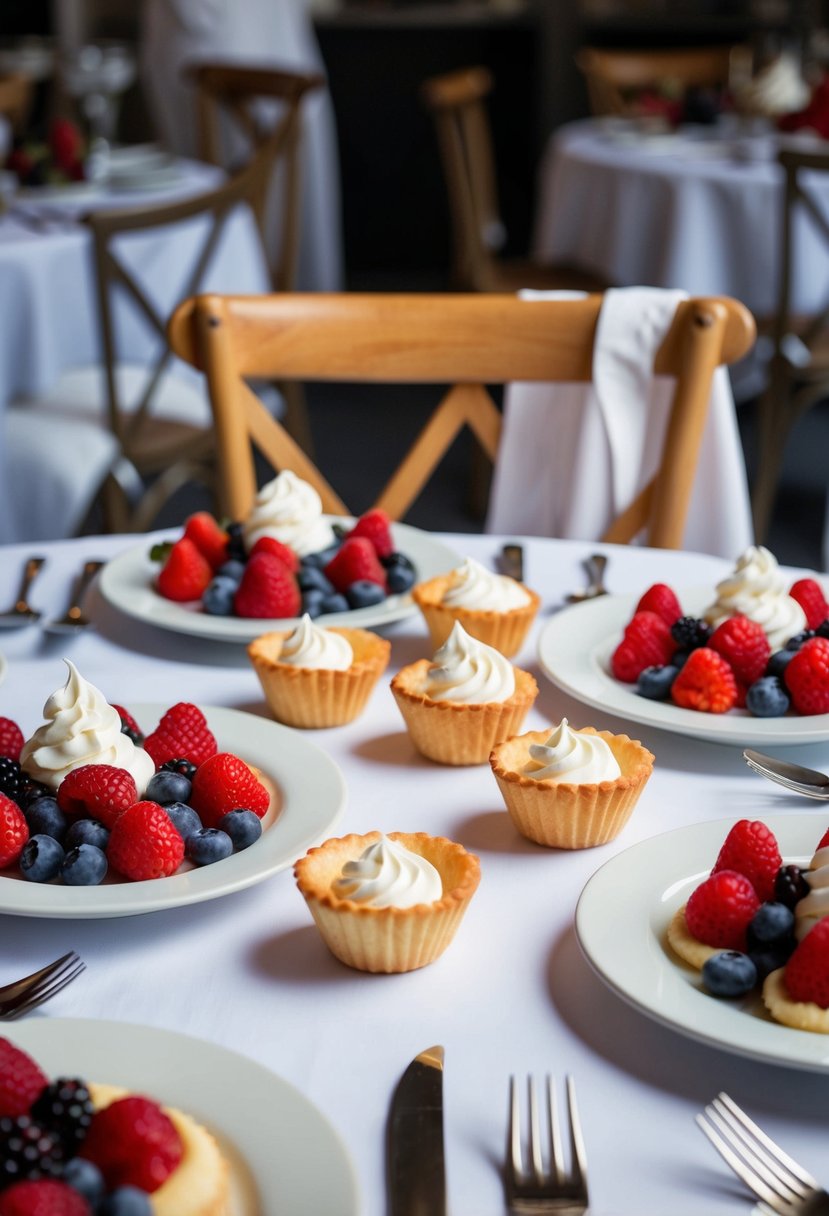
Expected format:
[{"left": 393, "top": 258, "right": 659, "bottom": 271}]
[{"left": 1, "top": 532, "right": 827, "bottom": 1216}]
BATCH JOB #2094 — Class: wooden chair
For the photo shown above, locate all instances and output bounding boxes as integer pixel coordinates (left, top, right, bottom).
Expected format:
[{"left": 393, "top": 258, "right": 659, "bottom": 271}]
[
  {"left": 0, "top": 73, "right": 33, "bottom": 132},
  {"left": 575, "top": 45, "right": 737, "bottom": 117},
  {"left": 167, "top": 292, "right": 755, "bottom": 550},
  {"left": 420, "top": 67, "right": 611, "bottom": 294}
]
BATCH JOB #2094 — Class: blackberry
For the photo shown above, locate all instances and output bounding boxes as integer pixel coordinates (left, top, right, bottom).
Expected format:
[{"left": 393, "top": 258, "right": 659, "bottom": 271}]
[
  {"left": 30, "top": 1078, "right": 93, "bottom": 1155},
  {"left": 0, "top": 1114, "right": 64, "bottom": 1186},
  {"left": 225, "top": 521, "right": 246, "bottom": 561},
  {"left": 0, "top": 757, "right": 27, "bottom": 807},
  {"left": 160, "top": 758, "right": 198, "bottom": 781},
  {"left": 774, "top": 864, "right": 810, "bottom": 909},
  {"left": 119, "top": 722, "right": 144, "bottom": 746},
  {"left": 816, "top": 618, "right": 829, "bottom": 639},
  {"left": 670, "top": 616, "right": 710, "bottom": 651}
]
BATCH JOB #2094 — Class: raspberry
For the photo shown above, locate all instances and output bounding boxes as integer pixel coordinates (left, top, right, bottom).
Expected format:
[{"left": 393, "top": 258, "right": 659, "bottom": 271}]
[
  {"left": 324, "top": 537, "right": 387, "bottom": 594},
  {"left": 111, "top": 705, "right": 143, "bottom": 746},
  {"left": 610, "top": 610, "right": 675, "bottom": 682},
  {"left": 634, "top": 583, "right": 682, "bottom": 626},
  {"left": 156, "top": 537, "right": 213, "bottom": 603},
  {"left": 685, "top": 870, "right": 760, "bottom": 951},
  {"left": 143, "top": 703, "right": 217, "bottom": 770},
  {"left": 183, "top": 511, "right": 229, "bottom": 571},
  {"left": 0, "top": 1040, "right": 47, "bottom": 1118},
  {"left": 789, "top": 578, "right": 829, "bottom": 630},
  {"left": 670, "top": 647, "right": 738, "bottom": 713},
  {"left": 785, "top": 636, "right": 829, "bottom": 714},
  {"left": 79, "top": 1095, "right": 182, "bottom": 1193},
  {"left": 782, "top": 917, "right": 829, "bottom": 1008},
  {"left": 708, "top": 615, "right": 771, "bottom": 686},
  {"left": 248, "top": 536, "right": 299, "bottom": 572},
  {"left": 0, "top": 719, "right": 24, "bottom": 762},
  {"left": 56, "top": 765, "right": 137, "bottom": 829},
  {"left": 107, "top": 801, "right": 185, "bottom": 881},
  {"left": 710, "top": 819, "right": 782, "bottom": 902},
  {"left": 189, "top": 753, "right": 270, "bottom": 829},
  {"left": 0, "top": 1179, "right": 90, "bottom": 1216},
  {"left": 345, "top": 509, "right": 394, "bottom": 559},
  {"left": 0, "top": 795, "right": 29, "bottom": 870},
  {"left": 233, "top": 552, "right": 301, "bottom": 619}
]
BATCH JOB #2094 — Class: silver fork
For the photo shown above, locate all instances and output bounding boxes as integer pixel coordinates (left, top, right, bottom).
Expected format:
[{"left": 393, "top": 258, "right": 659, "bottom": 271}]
[
  {"left": 505, "top": 1075, "right": 589, "bottom": 1215},
  {"left": 0, "top": 952, "right": 86, "bottom": 1020},
  {"left": 743, "top": 749, "right": 829, "bottom": 801},
  {"left": 42, "top": 560, "right": 105, "bottom": 635},
  {"left": 697, "top": 1092, "right": 829, "bottom": 1215},
  {"left": 0, "top": 556, "right": 46, "bottom": 627}
]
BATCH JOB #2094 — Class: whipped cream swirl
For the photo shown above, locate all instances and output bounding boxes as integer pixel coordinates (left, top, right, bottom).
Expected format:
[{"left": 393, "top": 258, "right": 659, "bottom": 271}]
[
  {"left": 703, "top": 545, "right": 807, "bottom": 651},
  {"left": 332, "top": 835, "right": 443, "bottom": 908},
  {"left": 522, "top": 719, "right": 621, "bottom": 784},
  {"left": 422, "top": 622, "right": 515, "bottom": 704},
  {"left": 19, "top": 660, "right": 155, "bottom": 793},
  {"left": 279, "top": 614, "right": 353, "bottom": 670},
  {"left": 441, "top": 557, "right": 530, "bottom": 611},
  {"left": 795, "top": 843, "right": 829, "bottom": 939},
  {"left": 243, "top": 470, "right": 336, "bottom": 557}
]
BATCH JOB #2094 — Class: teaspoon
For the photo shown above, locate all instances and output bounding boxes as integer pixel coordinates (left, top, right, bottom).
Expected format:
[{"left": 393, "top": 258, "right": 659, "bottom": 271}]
[
  {"left": 42, "top": 560, "right": 105, "bottom": 636},
  {"left": 743, "top": 749, "right": 829, "bottom": 800},
  {"left": 566, "top": 553, "right": 608, "bottom": 603},
  {"left": 0, "top": 556, "right": 46, "bottom": 627}
]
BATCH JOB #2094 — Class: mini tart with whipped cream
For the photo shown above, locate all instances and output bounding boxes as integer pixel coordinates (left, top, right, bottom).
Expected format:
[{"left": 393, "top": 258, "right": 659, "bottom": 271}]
[
  {"left": 294, "top": 831, "right": 481, "bottom": 973},
  {"left": 390, "top": 622, "right": 538, "bottom": 765},
  {"left": 489, "top": 719, "right": 654, "bottom": 849},
  {"left": 412, "top": 556, "right": 540, "bottom": 659},
  {"left": 247, "top": 614, "right": 390, "bottom": 728}
]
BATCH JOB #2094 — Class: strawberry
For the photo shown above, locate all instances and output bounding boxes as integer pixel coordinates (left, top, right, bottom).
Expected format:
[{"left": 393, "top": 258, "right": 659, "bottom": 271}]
[
  {"left": 233, "top": 552, "right": 301, "bottom": 619},
  {"left": 684, "top": 870, "right": 760, "bottom": 951},
  {"left": 0, "top": 794, "right": 28, "bottom": 869},
  {"left": 107, "top": 801, "right": 185, "bottom": 881},
  {"left": 56, "top": 764, "right": 138, "bottom": 829},
  {"left": 324, "top": 537, "right": 387, "bottom": 594},
  {"left": 143, "top": 703, "right": 217, "bottom": 770},
  {"left": 710, "top": 819, "right": 782, "bottom": 902},
  {"left": 634, "top": 583, "right": 682, "bottom": 626},
  {"left": 48, "top": 118, "right": 83, "bottom": 171},
  {"left": 785, "top": 637, "right": 829, "bottom": 714},
  {"left": 111, "top": 704, "right": 143, "bottom": 745},
  {"left": 156, "top": 537, "right": 212, "bottom": 603},
  {"left": 782, "top": 917, "right": 829, "bottom": 1009},
  {"left": 189, "top": 752, "right": 269, "bottom": 829},
  {"left": 789, "top": 578, "right": 829, "bottom": 630},
  {"left": 183, "top": 511, "right": 229, "bottom": 571},
  {"left": 0, "top": 718, "right": 24, "bottom": 762},
  {"left": 79, "top": 1095, "right": 183, "bottom": 1192},
  {"left": 249, "top": 536, "right": 299, "bottom": 572},
  {"left": 0, "top": 1180, "right": 91, "bottom": 1216},
  {"left": 708, "top": 615, "right": 771, "bottom": 687},
  {"left": 610, "top": 610, "right": 675, "bottom": 682},
  {"left": 0, "top": 1038, "right": 48, "bottom": 1117},
  {"left": 670, "top": 647, "right": 738, "bottom": 713},
  {"left": 346, "top": 509, "right": 394, "bottom": 558}
]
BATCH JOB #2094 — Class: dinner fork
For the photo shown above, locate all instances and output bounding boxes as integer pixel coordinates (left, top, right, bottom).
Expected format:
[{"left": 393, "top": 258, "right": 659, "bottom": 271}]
[
  {"left": 0, "top": 556, "right": 46, "bottom": 627},
  {"left": 505, "top": 1074, "right": 589, "bottom": 1215},
  {"left": 697, "top": 1092, "right": 829, "bottom": 1215},
  {"left": 42, "top": 560, "right": 105, "bottom": 635},
  {"left": 0, "top": 952, "right": 86, "bottom": 1020},
  {"left": 743, "top": 750, "right": 829, "bottom": 801}
]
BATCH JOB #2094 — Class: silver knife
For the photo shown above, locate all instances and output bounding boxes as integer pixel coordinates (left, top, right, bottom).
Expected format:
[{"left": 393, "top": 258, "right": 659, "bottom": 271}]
[{"left": 387, "top": 1045, "right": 446, "bottom": 1216}]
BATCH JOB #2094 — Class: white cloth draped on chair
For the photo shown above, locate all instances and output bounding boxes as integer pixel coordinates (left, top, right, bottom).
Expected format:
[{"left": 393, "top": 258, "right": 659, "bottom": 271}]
[{"left": 485, "top": 287, "right": 754, "bottom": 558}]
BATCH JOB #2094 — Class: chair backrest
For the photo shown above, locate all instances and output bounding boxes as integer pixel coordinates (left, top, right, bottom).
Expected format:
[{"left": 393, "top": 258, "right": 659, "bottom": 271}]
[
  {"left": 575, "top": 45, "right": 736, "bottom": 116},
  {"left": 168, "top": 291, "right": 755, "bottom": 549},
  {"left": 773, "top": 146, "right": 829, "bottom": 353},
  {"left": 0, "top": 73, "right": 32, "bottom": 132},
  {"left": 185, "top": 62, "right": 325, "bottom": 292}
]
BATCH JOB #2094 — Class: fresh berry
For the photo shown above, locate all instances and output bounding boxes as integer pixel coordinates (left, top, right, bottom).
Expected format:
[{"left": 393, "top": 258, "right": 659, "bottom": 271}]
[
  {"left": 789, "top": 578, "right": 829, "bottom": 630},
  {"left": 701, "top": 950, "right": 757, "bottom": 998},
  {"left": 297, "top": 566, "right": 334, "bottom": 595},
  {"left": 786, "top": 629, "right": 815, "bottom": 651},
  {"left": 749, "top": 901, "right": 795, "bottom": 945},
  {"left": 670, "top": 647, "right": 738, "bottom": 713},
  {"left": 185, "top": 827, "right": 233, "bottom": 865},
  {"left": 610, "top": 610, "right": 675, "bottom": 683},
  {"left": 202, "top": 576, "right": 237, "bottom": 617},
  {"left": 224, "top": 521, "right": 246, "bottom": 561},
  {"left": 189, "top": 753, "right": 269, "bottom": 829},
  {"left": 144, "top": 771, "right": 192, "bottom": 807},
  {"left": 670, "top": 616, "right": 711, "bottom": 651},
  {"left": 61, "top": 844, "right": 107, "bottom": 886},
  {"left": 635, "top": 664, "right": 679, "bottom": 700},
  {"left": 159, "top": 758, "right": 197, "bottom": 781},
  {"left": 320, "top": 592, "right": 349, "bottom": 614},
  {"left": 48, "top": 117, "right": 83, "bottom": 170},
  {"left": 634, "top": 583, "right": 682, "bottom": 625},
  {"left": 64, "top": 819, "right": 109, "bottom": 852},
  {"left": 685, "top": 870, "right": 760, "bottom": 951},
  {"left": 111, "top": 707, "right": 143, "bottom": 747},
  {"left": 79, "top": 1096, "right": 183, "bottom": 1192},
  {"left": 19, "top": 837, "right": 65, "bottom": 884},
  {"left": 60, "top": 1159, "right": 104, "bottom": 1204},
  {"left": 345, "top": 509, "right": 394, "bottom": 558},
  {"left": 766, "top": 649, "right": 795, "bottom": 679},
  {"left": 711, "top": 819, "right": 782, "bottom": 902},
  {"left": 107, "top": 802, "right": 185, "bottom": 881},
  {"left": 233, "top": 552, "right": 301, "bottom": 620},
  {"left": 30, "top": 1080, "right": 93, "bottom": 1155},
  {"left": 96, "top": 1187, "right": 152, "bottom": 1215},
  {"left": 324, "top": 538, "right": 387, "bottom": 595},
  {"left": 183, "top": 511, "right": 229, "bottom": 571},
  {"left": 382, "top": 552, "right": 416, "bottom": 593},
  {"left": 24, "top": 799, "right": 67, "bottom": 843},
  {"left": 143, "top": 703, "right": 217, "bottom": 770},
  {"left": 0, "top": 759, "right": 27, "bottom": 807},
  {"left": 0, "top": 795, "right": 29, "bottom": 870},
  {"left": 249, "top": 536, "right": 299, "bottom": 572},
  {"left": 0, "top": 1178, "right": 89, "bottom": 1215},
  {"left": 818, "top": 619, "right": 829, "bottom": 639},
  {"left": 300, "top": 589, "right": 325, "bottom": 618},
  {"left": 708, "top": 615, "right": 771, "bottom": 686},
  {"left": 0, "top": 1113, "right": 65, "bottom": 1186},
  {"left": 156, "top": 538, "right": 212, "bottom": 603},
  {"left": 216, "top": 559, "right": 246, "bottom": 584},
  {"left": 0, "top": 1041, "right": 47, "bottom": 1118},
  {"left": 218, "top": 809, "right": 262, "bottom": 850},
  {"left": 745, "top": 675, "right": 790, "bottom": 717},
  {"left": 784, "top": 636, "right": 829, "bottom": 714},
  {"left": 57, "top": 766, "right": 137, "bottom": 830},
  {"left": 0, "top": 719, "right": 24, "bottom": 762},
  {"left": 345, "top": 580, "right": 386, "bottom": 609},
  {"left": 782, "top": 917, "right": 829, "bottom": 1008},
  {"left": 775, "top": 863, "right": 810, "bottom": 909},
  {"left": 300, "top": 543, "right": 341, "bottom": 570},
  {"left": 161, "top": 802, "right": 201, "bottom": 841}
]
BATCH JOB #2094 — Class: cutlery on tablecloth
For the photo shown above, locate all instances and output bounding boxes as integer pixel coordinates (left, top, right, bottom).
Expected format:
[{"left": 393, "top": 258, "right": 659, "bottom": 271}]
[
  {"left": 0, "top": 951, "right": 86, "bottom": 1020},
  {"left": 499, "top": 543, "right": 525, "bottom": 583},
  {"left": 0, "top": 555, "right": 46, "bottom": 627},
  {"left": 505, "top": 1075, "right": 589, "bottom": 1216},
  {"left": 744, "top": 749, "right": 829, "bottom": 801},
  {"left": 42, "top": 560, "right": 105, "bottom": 635},
  {"left": 566, "top": 553, "right": 608, "bottom": 603},
  {"left": 387, "top": 1045, "right": 446, "bottom": 1216}
]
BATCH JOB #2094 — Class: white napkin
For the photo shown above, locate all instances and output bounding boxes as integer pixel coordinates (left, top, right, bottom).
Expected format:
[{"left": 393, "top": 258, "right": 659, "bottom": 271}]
[{"left": 485, "top": 287, "right": 754, "bottom": 558}]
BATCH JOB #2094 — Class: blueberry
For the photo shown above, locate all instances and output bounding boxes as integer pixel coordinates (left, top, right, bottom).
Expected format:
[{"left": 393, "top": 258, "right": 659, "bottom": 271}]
[
  {"left": 701, "top": 950, "right": 757, "bottom": 997},
  {"left": 635, "top": 664, "right": 679, "bottom": 700},
  {"left": 24, "top": 796, "right": 67, "bottom": 842},
  {"left": 225, "top": 521, "right": 246, "bottom": 561},
  {"left": 145, "top": 770, "right": 192, "bottom": 806},
  {"left": 767, "top": 649, "right": 795, "bottom": 679},
  {"left": 62, "top": 1157, "right": 105, "bottom": 1201},
  {"left": 97, "top": 1186, "right": 153, "bottom": 1215},
  {"left": 748, "top": 901, "right": 795, "bottom": 944},
  {"left": 817, "top": 618, "right": 829, "bottom": 639},
  {"left": 163, "top": 802, "right": 202, "bottom": 841},
  {"left": 320, "top": 592, "right": 349, "bottom": 614},
  {"left": 218, "top": 809, "right": 262, "bottom": 850},
  {"left": 186, "top": 828, "right": 233, "bottom": 866},
  {"left": 749, "top": 939, "right": 797, "bottom": 981},
  {"left": 298, "top": 566, "right": 335, "bottom": 595},
  {"left": 160, "top": 758, "right": 197, "bottom": 780},
  {"left": 19, "top": 835, "right": 65, "bottom": 882},
  {"left": 745, "top": 675, "right": 790, "bottom": 717},
  {"left": 301, "top": 588, "right": 326, "bottom": 619},
  {"left": 345, "top": 580, "right": 386, "bottom": 609},
  {"left": 302, "top": 543, "right": 341, "bottom": 569},
  {"left": 61, "top": 843, "right": 108, "bottom": 886},
  {"left": 380, "top": 551, "right": 415, "bottom": 573},
  {"left": 671, "top": 648, "right": 692, "bottom": 669},
  {"left": 385, "top": 562, "right": 416, "bottom": 594},
  {"left": 65, "top": 818, "right": 110, "bottom": 852},
  {"left": 786, "top": 629, "right": 816, "bottom": 651},
  {"left": 216, "top": 559, "right": 246, "bottom": 583},
  {"left": 202, "top": 575, "right": 237, "bottom": 616}
]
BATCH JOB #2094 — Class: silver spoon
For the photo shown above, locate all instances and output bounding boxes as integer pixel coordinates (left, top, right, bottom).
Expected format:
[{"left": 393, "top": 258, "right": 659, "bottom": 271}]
[
  {"left": 498, "top": 543, "right": 524, "bottom": 583},
  {"left": 42, "top": 560, "right": 104, "bottom": 635},
  {"left": 566, "top": 553, "right": 608, "bottom": 603},
  {"left": 743, "top": 749, "right": 829, "bottom": 800},
  {"left": 0, "top": 556, "right": 46, "bottom": 627}
]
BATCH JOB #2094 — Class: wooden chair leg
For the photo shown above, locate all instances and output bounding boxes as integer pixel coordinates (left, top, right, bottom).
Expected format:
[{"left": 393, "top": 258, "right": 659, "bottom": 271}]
[{"left": 752, "top": 374, "right": 794, "bottom": 544}]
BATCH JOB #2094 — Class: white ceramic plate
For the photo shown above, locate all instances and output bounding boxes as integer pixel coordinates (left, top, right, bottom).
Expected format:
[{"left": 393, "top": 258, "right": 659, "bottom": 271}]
[
  {"left": 99, "top": 520, "right": 460, "bottom": 642},
  {"left": 9, "top": 1018, "right": 359, "bottom": 1216},
  {"left": 577, "top": 813, "right": 829, "bottom": 1072},
  {"left": 0, "top": 704, "right": 346, "bottom": 918},
  {"left": 538, "top": 588, "right": 829, "bottom": 746}
]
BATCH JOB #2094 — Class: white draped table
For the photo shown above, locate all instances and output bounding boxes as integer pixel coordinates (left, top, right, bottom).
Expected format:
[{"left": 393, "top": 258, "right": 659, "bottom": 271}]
[{"left": 0, "top": 532, "right": 827, "bottom": 1215}]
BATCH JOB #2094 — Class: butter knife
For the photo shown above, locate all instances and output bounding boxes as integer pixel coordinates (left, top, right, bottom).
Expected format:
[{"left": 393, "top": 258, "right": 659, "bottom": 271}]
[{"left": 387, "top": 1045, "right": 446, "bottom": 1216}]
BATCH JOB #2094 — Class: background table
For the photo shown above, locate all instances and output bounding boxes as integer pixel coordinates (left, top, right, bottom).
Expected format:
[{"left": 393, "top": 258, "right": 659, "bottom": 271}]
[{"left": 1, "top": 532, "right": 828, "bottom": 1215}]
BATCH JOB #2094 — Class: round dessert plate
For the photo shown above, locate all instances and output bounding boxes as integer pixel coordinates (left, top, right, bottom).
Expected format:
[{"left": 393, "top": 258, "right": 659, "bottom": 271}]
[
  {"left": 99, "top": 520, "right": 460, "bottom": 642},
  {"left": 538, "top": 587, "right": 829, "bottom": 746},
  {"left": 9, "top": 1019, "right": 360, "bottom": 1216},
  {"left": 0, "top": 704, "right": 346, "bottom": 918},
  {"left": 577, "top": 813, "right": 829, "bottom": 1073}
]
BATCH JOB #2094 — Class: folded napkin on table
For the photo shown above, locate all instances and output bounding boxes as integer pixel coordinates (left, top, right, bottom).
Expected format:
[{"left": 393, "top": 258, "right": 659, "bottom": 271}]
[{"left": 485, "top": 286, "right": 754, "bottom": 558}]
